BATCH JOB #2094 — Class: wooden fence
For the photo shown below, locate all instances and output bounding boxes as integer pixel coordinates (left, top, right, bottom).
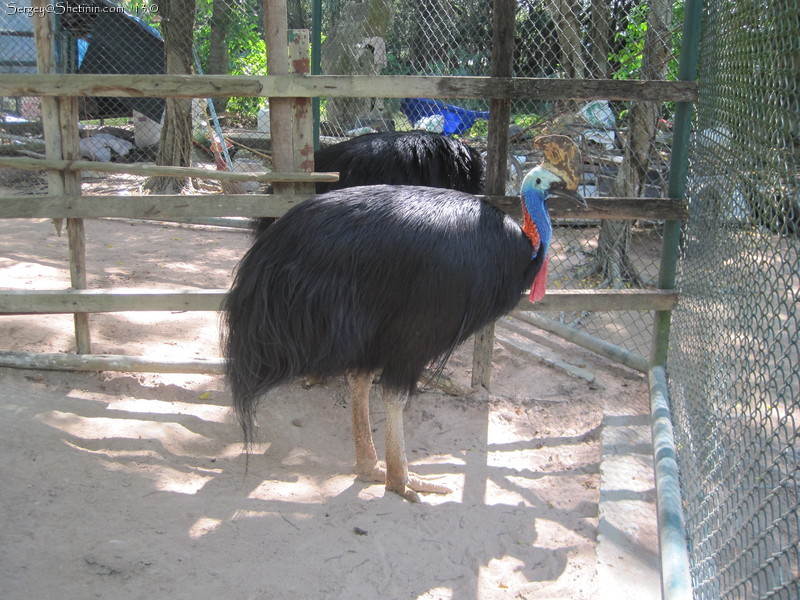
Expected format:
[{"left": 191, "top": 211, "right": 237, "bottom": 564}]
[{"left": 0, "top": 2, "right": 692, "bottom": 384}]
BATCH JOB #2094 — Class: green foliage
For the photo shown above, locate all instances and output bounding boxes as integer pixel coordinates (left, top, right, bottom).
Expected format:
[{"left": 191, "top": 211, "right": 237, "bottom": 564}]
[
  {"left": 192, "top": 0, "right": 268, "bottom": 118},
  {"left": 609, "top": 1, "right": 685, "bottom": 81},
  {"left": 225, "top": 36, "right": 268, "bottom": 116},
  {"left": 228, "top": 36, "right": 267, "bottom": 76},
  {"left": 465, "top": 119, "right": 488, "bottom": 138},
  {"left": 513, "top": 113, "right": 542, "bottom": 130},
  {"left": 462, "top": 113, "right": 540, "bottom": 139},
  {"left": 609, "top": 3, "right": 649, "bottom": 79},
  {"left": 669, "top": 1, "right": 684, "bottom": 81}
]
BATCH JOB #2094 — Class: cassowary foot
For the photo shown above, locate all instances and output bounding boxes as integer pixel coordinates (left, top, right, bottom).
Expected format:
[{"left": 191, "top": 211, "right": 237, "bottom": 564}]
[
  {"left": 356, "top": 461, "right": 451, "bottom": 502},
  {"left": 387, "top": 472, "right": 452, "bottom": 503},
  {"left": 355, "top": 460, "right": 388, "bottom": 484}
]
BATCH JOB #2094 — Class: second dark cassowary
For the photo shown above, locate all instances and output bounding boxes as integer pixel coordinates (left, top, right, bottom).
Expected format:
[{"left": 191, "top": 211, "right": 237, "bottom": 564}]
[
  {"left": 252, "top": 130, "right": 485, "bottom": 235},
  {"left": 223, "top": 135, "right": 585, "bottom": 502}
]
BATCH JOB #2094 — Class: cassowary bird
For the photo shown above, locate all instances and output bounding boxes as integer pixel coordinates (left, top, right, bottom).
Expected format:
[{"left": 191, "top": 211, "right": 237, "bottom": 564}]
[
  {"left": 223, "top": 135, "right": 585, "bottom": 502},
  {"left": 252, "top": 130, "right": 485, "bottom": 235}
]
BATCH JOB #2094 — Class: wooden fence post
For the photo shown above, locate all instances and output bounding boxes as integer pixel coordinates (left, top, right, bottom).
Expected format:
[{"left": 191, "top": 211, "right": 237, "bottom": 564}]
[
  {"left": 32, "top": 0, "right": 91, "bottom": 353},
  {"left": 264, "top": 0, "right": 293, "bottom": 196},
  {"left": 264, "top": 2, "right": 314, "bottom": 202},
  {"left": 288, "top": 29, "right": 315, "bottom": 196},
  {"left": 472, "top": 0, "right": 516, "bottom": 388}
]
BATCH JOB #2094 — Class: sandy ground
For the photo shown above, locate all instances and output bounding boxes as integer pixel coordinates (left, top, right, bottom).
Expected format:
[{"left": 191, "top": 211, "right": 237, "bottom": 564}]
[{"left": 0, "top": 216, "right": 654, "bottom": 599}]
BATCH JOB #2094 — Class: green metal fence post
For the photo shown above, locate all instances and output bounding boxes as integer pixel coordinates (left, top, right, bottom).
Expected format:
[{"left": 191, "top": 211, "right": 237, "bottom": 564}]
[
  {"left": 650, "top": 0, "right": 703, "bottom": 368},
  {"left": 312, "top": 0, "right": 322, "bottom": 150},
  {"left": 649, "top": 4, "right": 703, "bottom": 599}
]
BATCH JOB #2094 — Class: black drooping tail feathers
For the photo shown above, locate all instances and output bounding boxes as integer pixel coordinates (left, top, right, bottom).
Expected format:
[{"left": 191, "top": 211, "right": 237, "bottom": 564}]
[
  {"left": 252, "top": 131, "right": 485, "bottom": 235},
  {"left": 223, "top": 186, "right": 542, "bottom": 446}
]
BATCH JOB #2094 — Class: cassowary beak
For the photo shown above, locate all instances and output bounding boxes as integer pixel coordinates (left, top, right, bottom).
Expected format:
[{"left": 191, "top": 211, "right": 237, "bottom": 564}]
[{"left": 548, "top": 184, "right": 588, "bottom": 208}]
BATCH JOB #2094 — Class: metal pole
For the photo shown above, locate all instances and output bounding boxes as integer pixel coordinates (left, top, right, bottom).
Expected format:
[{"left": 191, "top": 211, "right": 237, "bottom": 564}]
[
  {"left": 650, "top": 0, "right": 703, "bottom": 367},
  {"left": 312, "top": 0, "right": 322, "bottom": 150},
  {"left": 514, "top": 312, "right": 649, "bottom": 373},
  {"left": 192, "top": 52, "right": 235, "bottom": 171},
  {"left": 649, "top": 366, "right": 694, "bottom": 600}
]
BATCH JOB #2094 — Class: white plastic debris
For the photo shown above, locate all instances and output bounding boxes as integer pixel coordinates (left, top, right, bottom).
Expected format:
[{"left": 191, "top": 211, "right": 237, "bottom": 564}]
[
  {"left": 580, "top": 100, "right": 615, "bottom": 128},
  {"left": 79, "top": 134, "right": 134, "bottom": 162},
  {"left": 416, "top": 114, "right": 445, "bottom": 133}
]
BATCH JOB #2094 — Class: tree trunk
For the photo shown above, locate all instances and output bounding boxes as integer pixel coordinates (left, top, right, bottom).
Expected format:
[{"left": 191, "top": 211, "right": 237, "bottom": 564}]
[
  {"left": 287, "top": 0, "right": 307, "bottom": 29},
  {"left": 145, "top": 0, "right": 196, "bottom": 195},
  {"left": 588, "top": 0, "right": 611, "bottom": 78},
  {"left": 549, "top": 0, "right": 585, "bottom": 79},
  {"left": 585, "top": 0, "right": 672, "bottom": 288},
  {"left": 321, "top": 0, "right": 392, "bottom": 131},
  {"left": 207, "top": 0, "right": 234, "bottom": 112}
]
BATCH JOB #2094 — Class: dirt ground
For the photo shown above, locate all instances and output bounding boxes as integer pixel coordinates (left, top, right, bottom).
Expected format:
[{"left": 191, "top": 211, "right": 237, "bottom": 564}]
[{"left": 0, "top": 216, "right": 653, "bottom": 600}]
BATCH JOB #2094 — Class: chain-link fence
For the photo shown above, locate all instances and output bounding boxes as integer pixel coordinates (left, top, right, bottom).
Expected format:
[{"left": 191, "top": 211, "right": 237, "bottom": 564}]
[
  {"left": 309, "top": 0, "right": 683, "bottom": 360},
  {"left": 2, "top": 2, "right": 799, "bottom": 596},
  {"left": 0, "top": 0, "right": 270, "bottom": 197},
  {"left": 667, "top": 1, "right": 799, "bottom": 598},
  {"left": 0, "top": 0, "right": 685, "bottom": 357}
]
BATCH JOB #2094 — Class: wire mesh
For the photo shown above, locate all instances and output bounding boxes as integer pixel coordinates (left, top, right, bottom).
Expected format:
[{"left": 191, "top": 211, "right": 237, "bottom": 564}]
[
  {"left": 2, "top": 2, "right": 799, "bottom": 597},
  {"left": 315, "top": 0, "right": 685, "bottom": 359},
  {"left": 0, "top": 0, "right": 271, "bottom": 199},
  {"left": 667, "top": 1, "right": 800, "bottom": 598},
  {"left": 1, "top": 1, "right": 684, "bottom": 357}
]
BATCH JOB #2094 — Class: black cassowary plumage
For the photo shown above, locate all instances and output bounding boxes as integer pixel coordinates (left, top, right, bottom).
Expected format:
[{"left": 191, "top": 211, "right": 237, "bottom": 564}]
[
  {"left": 252, "top": 131, "right": 485, "bottom": 235},
  {"left": 224, "top": 185, "right": 541, "bottom": 444},
  {"left": 226, "top": 134, "right": 585, "bottom": 501}
]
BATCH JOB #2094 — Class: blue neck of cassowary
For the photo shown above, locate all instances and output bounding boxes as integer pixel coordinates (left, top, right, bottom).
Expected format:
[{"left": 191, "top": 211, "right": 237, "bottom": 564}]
[{"left": 521, "top": 187, "right": 552, "bottom": 260}]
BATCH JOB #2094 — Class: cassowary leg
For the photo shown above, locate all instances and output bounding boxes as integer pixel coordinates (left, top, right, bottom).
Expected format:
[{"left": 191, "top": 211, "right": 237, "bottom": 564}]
[
  {"left": 347, "top": 372, "right": 383, "bottom": 483},
  {"left": 383, "top": 389, "right": 452, "bottom": 502}
]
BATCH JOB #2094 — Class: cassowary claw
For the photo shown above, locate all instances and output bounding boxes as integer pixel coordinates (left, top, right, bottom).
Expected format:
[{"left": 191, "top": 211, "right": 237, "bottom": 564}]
[{"left": 358, "top": 460, "right": 452, "bottom": 502}]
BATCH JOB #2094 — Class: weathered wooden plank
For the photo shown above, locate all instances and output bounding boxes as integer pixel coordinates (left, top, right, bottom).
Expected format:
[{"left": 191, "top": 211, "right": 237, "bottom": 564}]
[
  {"left": 517, "top": 289, "right": 678, "bottom": 312},
  {"left": 31, "top": 0, "right": 62, "bottom": 232},
  {"left": 0, "top": 288, "right": 228, "bottom": 314},
  {"left": 0, "top": 193, "right": 306, "bottom": 218},
  {"left": 0, "top": 350, "right": 225, "bottom": 374},
  {"left": 0, "top": 349, "right": 482, "bottom": 383},
  {"left": 0, "top": 74, "right": 699, "bottom": 102},
  {"left": 265, "top": 1, "right": 296, "bottom": 200},
  {"left": 0, "top": 156, "right": 339, "bottom": 183},
  {"left": 0, "top": 288, "right": 678, "bottom": 315},
  {"left": 0, "top": 194, "right": 686, "bottom": 220},
  {"left": 489, "top": 195, "right": 688, "bottom": 221}
]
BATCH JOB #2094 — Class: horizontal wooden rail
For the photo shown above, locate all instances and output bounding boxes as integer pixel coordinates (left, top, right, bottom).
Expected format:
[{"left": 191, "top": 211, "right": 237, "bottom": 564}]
[
  {"left": 0, "top": 156, "right": 339, "bottom": 184},
  {"left": 0, "top": 288, "right": 225, "bottom": 314},
  {"left": 516, "top": 288, "right": 678, "bottom": 312},
  {"left": 497, "top": 195, "right": 688, "bottom": 222},
  {"left": 0, "top": 74, "right": 698, "bottom": 102},
  {"left": 0, "top": 193, "right": 303, "bottom": 219},
  {"left": 0, "top": 194, "right": 686, "bottom": 220},
  {"left": 0, "top": 287, "right": 678, "bottom": 315},
  {"left": 0, "top": 350, "right": 224, "bottom": 374}
]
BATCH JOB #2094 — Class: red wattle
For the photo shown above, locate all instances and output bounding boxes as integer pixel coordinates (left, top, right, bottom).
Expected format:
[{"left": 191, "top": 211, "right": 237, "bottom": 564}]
[
  {"left": 528, "top": 257, "right": 549, "bottom": 302},
  {"left": 522, "top": 209, "right": 540, "bottom": 248}
]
